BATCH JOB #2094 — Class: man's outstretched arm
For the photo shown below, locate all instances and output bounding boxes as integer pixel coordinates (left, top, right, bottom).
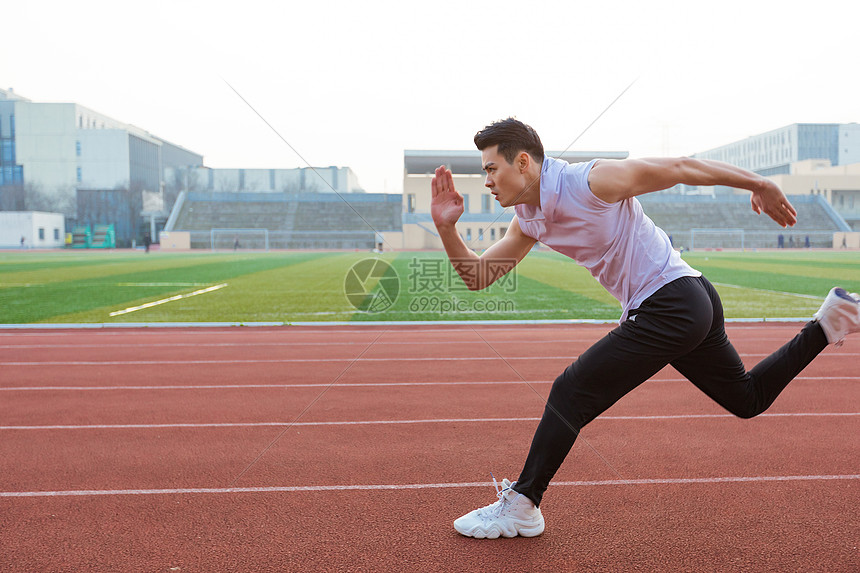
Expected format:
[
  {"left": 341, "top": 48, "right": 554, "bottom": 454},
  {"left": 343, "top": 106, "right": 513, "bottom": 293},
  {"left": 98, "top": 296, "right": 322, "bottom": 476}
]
[
  {"left": 588, "top": 157, "right": 797, "bottom": 228},
  {"left": 431, "top": 166, "right": 536, "bottom": 291}
]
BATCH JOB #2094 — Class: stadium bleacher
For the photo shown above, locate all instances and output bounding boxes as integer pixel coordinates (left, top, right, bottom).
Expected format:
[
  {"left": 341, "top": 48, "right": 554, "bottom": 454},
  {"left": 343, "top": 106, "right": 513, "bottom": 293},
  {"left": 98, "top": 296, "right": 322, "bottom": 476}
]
[
  {"left": 637, "top": 194, "right": 850, "bottom": 249},
  {"left": 165, "top": 191, "right": 402, "bottom": 249}
]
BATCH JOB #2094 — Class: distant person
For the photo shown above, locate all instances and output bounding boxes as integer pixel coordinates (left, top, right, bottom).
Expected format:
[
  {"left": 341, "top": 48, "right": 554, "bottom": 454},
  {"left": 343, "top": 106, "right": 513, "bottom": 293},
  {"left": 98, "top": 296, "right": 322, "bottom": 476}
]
[
  {"left": 20, "top": 236, "right": 25, "bottom": 249},
  {"left": 778, "top": 233, "right": 784, "bottom": 248},
  {"left": 431, "top": 118, "right": 860, "bottom": 539},
  {"left": 842, "top": 235, "right": 848, "bottom": 249},
  {"left": 805, "top": 235, "right": 810, "bottom": 248},
  {"left": 143, "top": 232, "right": 151, "bottom": 254},
  {"left": 789, "top": 236, "right": 795, "bottom": 248},
  {"left": 233, "top": 236, "right": 240, "bottom": 251}
]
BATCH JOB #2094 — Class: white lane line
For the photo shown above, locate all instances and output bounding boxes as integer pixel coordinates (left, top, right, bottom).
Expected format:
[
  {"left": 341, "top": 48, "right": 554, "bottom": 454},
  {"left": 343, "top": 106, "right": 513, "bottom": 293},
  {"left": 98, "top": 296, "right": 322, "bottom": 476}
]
[
  {"left": 0, "top": 323, "right": 812, "bottom": 335},
  {"left": 0, "top": 336, "right": 810, "bottom": 349},
  {"left": 2, "top": 412, "right": 856, "bottom": 431},
  {"left": 0, "top": 339, "right": 601, "bottom": 349},
  {"left": 108, "top": 284, "right": 228, "bottom": 317},
  {"left": 1, "top": 352, "right": 857, "bottom": 366},
  {"left": 2, "top": 474, "right": 857, "bottom": 498},
  {"left": 2, "top": 376, "right": 858, "bottom": 392}
]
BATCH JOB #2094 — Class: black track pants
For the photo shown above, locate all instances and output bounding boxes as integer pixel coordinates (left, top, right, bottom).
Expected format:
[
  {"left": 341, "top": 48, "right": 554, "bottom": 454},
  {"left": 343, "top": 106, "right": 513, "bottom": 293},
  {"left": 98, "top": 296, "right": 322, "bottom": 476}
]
[{"left": 512, "top": 275, "right": 828, "bottom": 507}]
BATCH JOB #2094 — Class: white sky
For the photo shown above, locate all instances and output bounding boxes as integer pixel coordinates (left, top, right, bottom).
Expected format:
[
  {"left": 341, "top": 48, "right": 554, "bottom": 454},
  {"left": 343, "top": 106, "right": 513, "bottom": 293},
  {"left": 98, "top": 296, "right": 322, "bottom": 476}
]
[{"left": 3, "top": 0, "right": 858, "bottom": 193}]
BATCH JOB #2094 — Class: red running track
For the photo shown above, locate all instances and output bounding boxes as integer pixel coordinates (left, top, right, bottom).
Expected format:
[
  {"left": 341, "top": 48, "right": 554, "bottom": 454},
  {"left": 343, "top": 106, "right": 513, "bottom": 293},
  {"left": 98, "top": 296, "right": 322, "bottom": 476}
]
[{"left": 0, "top": 324, "right": 858, "bottom": 572}]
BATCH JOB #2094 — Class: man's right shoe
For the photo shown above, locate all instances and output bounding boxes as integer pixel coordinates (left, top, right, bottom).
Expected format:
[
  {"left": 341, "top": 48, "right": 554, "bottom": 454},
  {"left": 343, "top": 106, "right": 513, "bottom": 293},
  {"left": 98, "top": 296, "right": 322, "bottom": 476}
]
[
  {"left": 813, "top": 287, "right": 860, "bottom": 347},
  {"left": 453, "top": 478, "right": 545, "bottom": 539}
]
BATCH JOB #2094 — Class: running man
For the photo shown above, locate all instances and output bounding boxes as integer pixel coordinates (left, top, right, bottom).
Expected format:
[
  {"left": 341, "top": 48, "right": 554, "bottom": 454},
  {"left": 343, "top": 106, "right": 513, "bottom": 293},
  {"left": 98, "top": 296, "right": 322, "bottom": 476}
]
[{"left": 430, "top": 118, "right": 860, "bottom": 539}]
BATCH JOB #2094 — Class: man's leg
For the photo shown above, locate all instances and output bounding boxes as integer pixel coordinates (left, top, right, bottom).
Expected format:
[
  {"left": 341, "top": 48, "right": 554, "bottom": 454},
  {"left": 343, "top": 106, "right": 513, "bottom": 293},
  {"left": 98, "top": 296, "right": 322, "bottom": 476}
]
[
  {"left": 512, "top": 276, "right": 715, "bottom": 507},
  {"left": 670, "top": 277, "right": 828, "bottom": 418}
]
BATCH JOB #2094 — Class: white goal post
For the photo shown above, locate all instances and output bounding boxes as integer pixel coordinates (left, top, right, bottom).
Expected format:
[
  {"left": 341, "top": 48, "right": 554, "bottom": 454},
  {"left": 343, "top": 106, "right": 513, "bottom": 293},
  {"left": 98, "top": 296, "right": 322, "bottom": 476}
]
[{"left": 210, "top": 228, "right": 270, "bottom": 251}]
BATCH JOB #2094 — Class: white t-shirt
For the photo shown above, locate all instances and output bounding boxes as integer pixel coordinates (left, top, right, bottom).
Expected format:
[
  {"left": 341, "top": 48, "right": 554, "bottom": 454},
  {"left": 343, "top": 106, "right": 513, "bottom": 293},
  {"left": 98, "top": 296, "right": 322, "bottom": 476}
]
[{"left": 514, "top": 156, "right": 700, "bottom": 321}]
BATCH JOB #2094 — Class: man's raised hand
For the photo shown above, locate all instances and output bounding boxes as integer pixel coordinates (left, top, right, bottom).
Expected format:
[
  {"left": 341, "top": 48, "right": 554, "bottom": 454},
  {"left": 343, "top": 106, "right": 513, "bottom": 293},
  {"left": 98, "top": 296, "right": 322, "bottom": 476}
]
[
  {"left": 750, "top": 179, "right": 798, "bottom": 228},
  {"left": 431, "top": 166, "right": 465, "bottom": 227}
]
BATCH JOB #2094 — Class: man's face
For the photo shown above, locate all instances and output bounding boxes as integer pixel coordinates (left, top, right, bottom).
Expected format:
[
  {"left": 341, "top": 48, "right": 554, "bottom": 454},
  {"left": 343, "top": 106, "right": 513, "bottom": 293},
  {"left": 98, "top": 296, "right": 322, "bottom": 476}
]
[{"left": 481, "top": 145, "right": 526, "bottom": 208}]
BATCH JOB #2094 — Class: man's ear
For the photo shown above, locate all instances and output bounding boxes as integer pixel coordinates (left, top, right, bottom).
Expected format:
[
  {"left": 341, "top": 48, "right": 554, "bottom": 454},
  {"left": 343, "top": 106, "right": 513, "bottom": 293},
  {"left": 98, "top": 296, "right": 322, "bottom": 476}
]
[{"left": 518, "top": 151, "right": 530, "bottom": 173}]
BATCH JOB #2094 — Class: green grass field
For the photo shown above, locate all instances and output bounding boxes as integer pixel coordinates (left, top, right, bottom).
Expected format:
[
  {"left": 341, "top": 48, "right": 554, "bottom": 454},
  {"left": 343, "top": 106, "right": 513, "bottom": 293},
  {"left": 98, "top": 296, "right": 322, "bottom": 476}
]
[{"left": 1, "top": 249, "right": 859, "bottom": 324}]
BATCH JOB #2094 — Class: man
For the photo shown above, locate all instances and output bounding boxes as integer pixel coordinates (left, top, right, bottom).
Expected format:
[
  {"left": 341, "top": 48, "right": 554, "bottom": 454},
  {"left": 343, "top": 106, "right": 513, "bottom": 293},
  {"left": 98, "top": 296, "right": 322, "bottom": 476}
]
[{"left": 430, "top": 118, "right": 860, "bottom": 539}]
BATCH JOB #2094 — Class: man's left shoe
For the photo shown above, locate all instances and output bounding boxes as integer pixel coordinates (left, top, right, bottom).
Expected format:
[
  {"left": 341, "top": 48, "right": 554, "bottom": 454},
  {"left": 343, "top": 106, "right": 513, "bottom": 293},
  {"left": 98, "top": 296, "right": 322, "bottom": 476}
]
[
  {"left": 813, "top": 287, "right": 860, "bottom": 347},
  {"left": 453, "top": 478, "right": 545, "bottom": 539}
]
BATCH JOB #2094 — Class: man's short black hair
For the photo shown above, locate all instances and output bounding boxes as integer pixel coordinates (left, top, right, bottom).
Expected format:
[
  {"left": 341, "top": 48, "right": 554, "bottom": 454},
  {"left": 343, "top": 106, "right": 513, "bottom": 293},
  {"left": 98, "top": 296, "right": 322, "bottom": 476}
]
[{"left": 474, "top": 117, "right": 545, "bottom": 165}]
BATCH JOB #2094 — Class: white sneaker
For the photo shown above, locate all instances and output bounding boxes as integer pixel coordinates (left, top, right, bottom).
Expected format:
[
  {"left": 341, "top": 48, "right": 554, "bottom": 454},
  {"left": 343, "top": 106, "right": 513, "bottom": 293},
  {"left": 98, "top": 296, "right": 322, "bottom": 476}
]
[
  {"left": 814, "top": 287, "right": 860, "bottom": 347},
  {"left": 453, "top": 478, "right": 545, "bottom": 539}
]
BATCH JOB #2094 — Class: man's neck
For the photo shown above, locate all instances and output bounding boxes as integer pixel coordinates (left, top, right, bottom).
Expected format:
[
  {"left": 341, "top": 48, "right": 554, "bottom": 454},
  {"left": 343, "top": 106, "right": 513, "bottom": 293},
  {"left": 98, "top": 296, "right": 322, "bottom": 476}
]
[{"left": 520, "top": 162, "right": 543, "bottom": 207}]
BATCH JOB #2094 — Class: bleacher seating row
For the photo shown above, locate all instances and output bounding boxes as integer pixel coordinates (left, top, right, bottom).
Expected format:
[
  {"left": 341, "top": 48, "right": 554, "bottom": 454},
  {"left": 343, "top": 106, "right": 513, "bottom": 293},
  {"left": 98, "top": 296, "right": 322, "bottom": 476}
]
[
  {"left": 166, "top": 191, "right": 401, "bottom": 249},
  {"left": 637, "top": 193, "right": 847, "bottom": 249},
  {"left": 166, "top": 190, "right": 847, "bottom": 250}
]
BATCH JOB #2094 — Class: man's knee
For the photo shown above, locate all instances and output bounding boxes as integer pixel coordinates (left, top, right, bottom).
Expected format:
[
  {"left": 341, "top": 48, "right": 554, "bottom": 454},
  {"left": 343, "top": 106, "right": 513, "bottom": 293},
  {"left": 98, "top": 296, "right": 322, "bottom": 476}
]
[{"left": 730, "top": 401, "right": 764, "bottom": 419}]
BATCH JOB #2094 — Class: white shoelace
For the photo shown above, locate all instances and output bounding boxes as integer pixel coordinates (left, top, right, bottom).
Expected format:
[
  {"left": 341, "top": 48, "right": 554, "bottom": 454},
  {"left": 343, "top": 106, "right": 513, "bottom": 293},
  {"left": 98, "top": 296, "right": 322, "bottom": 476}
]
[{"left": 478, "top": 474, "right": 513, "bottom": 519}]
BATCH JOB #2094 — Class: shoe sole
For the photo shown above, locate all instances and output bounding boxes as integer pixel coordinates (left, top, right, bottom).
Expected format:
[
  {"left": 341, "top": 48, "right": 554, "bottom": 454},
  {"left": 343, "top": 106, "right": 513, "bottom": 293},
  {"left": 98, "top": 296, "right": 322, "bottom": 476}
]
[{"left": 454, "top": 518, "right": 545, "bottom": 539}]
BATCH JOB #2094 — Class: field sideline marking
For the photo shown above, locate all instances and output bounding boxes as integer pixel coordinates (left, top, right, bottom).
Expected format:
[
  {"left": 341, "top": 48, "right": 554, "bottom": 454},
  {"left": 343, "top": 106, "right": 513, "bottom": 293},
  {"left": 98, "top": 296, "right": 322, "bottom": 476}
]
[
  {"left": 2, "top": 412, "right": 857, "bottom": 431},
  {"left": 2, "top": 376, "right": 857, "bottom": 392},
  {"left": 710, "top": 282, "right": 826, "bottom": 301},
  {"left": 2, "top": 474, "right": 857, "bottom": 498},
  {"left": 108, "top": 284, "right": 228, "bottom": 317},
  {"left": 2, "top": 352, "right": 857, "bottom": 366}
]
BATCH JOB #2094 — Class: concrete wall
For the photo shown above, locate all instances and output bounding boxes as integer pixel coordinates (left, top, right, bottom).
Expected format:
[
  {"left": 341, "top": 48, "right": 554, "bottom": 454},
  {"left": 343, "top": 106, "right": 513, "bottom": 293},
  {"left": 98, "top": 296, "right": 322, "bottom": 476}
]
[
  {"left": 11, "top": 102, "right": 77, "bottom": 193},
  {"left": 159, "top": 231, "right": 190, "bottom": 250},
  {"left": 0, "top": 211, "right": 65, "bottom": 248},
  {"left": 833, "top": 232, "right": 860, "bottom": 249},
  {"left": 770, "top": 160, "right": 860, "bottom": 229},
  {"left": 839, "top": 124, "right": 860, "bottom": 166},
  {"left": 77, "top": 130, "right": 130, "bottom": 189}
]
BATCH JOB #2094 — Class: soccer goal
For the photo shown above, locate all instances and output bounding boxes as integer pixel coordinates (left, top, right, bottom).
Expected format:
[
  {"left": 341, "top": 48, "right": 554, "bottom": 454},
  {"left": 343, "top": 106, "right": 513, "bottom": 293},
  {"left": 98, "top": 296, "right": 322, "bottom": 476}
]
[
  {"left": 210, "top": 228, "right": 270, "bottom": 251},
  {"left": 690, "top": 228, "right": 745, "bottom": 250}
]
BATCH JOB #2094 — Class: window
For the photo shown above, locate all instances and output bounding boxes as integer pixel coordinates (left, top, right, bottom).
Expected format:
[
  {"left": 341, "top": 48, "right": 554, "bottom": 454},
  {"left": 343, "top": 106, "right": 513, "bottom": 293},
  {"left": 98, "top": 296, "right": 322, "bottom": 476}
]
[
  {"left": 407, "top": 194, "right": 416, "bottom": 213},
  {"left": 462, "top": 194, "right": 470, "bottom": 213},
  {"left": 76, "top": 167, "right": 82, "bottom": 183},
  {"left": 466, "top": 228, "right": 472, "bottom": 241},
  {"left": 500, "top": 227, "right": 506, "bottom": 238},
  {"left": 478, "top": 228, "right": 484, "bottom": 241},
  {"left": 54, "top": 228, "right": 60, "bottom": 240},
  {"left": 1, "top": 140, "right": 12, "bottom": 164},
  {"left": 38, "top": 228, "right": 45, "bottom": 240},
  {"left": 490, "top": 228, "right": 496, "bottom": 241},
  {"left": 482, "top": 194, "right": 492, "bottom": 213},
  {"left": 76, "top": 141, "right": 81, "bottom": 156}
]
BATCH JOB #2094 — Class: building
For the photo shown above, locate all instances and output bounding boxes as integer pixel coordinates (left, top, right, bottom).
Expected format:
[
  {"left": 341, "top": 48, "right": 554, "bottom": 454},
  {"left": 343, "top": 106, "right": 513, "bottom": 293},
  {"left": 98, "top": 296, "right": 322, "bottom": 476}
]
[
  {"left": 163, "top": 165, "right": 364, "bottom": 195},
  {"left": 401, "top": 150, "right": 628, "bottom": 249},
  {"left": 0, "top": 211, "right": 65, "bottom": 248},
  {"left": 768, "top": 159, "right": 860, "bottom": 231},
  {"left": 0, "top": 87, "right": 203, "bottom": 245},
  {"left": 0, "top": 87, "right": 203, "bottom": 198},
  {"left": 693, "top": 123, "right": 860, "bottom": 177}
]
